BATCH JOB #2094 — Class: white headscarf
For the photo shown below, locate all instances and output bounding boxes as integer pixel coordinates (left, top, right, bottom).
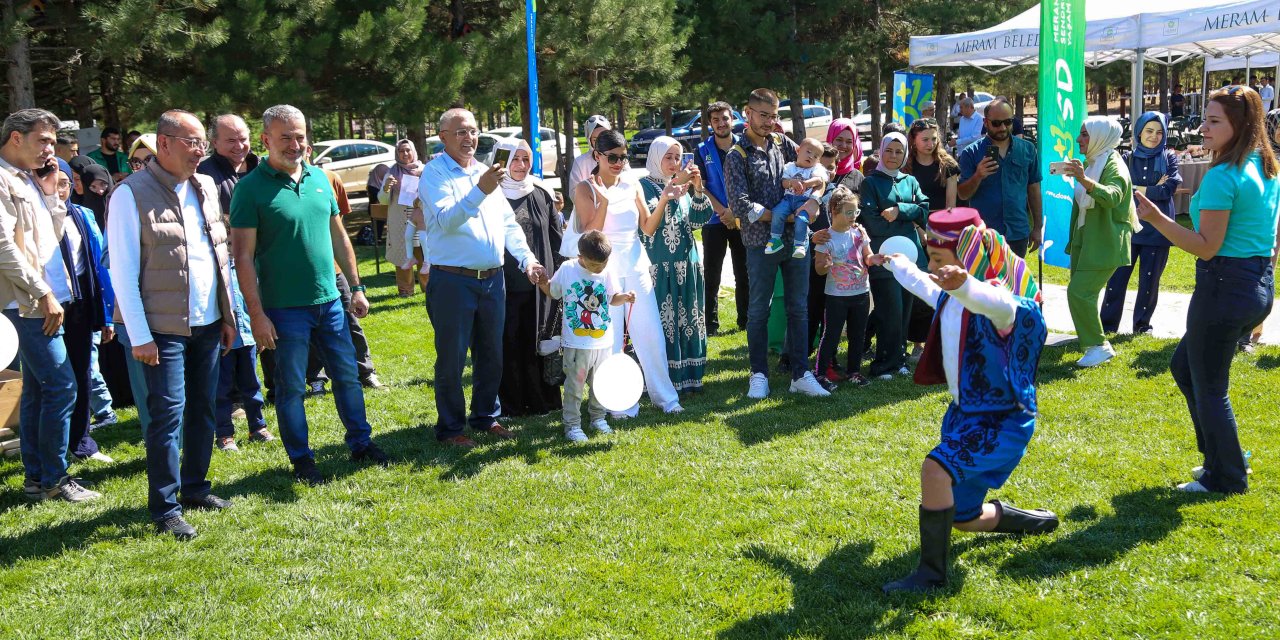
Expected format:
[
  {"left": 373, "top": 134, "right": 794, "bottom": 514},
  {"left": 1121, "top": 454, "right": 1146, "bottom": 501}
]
[
  {"left": 1074, "top": 116, "right": 1140, "bottom": 231},
  {"left": 646, "top": 136, "right": 681, "bottom": 184},
  {"left": 877, "top": 132, "right": 908, "bottom": 179},
  {"left": 498, "top": 138, "right": 555, "bottom": 201}
]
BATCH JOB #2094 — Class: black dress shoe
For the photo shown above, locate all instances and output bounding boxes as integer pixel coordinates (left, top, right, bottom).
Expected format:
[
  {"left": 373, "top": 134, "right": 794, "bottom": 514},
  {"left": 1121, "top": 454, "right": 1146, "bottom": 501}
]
[
  {"left": 155, "top": 515, "right": 198, "bottom": 541},
  {"left": 292, "top": 456, "right": 327, "bottom": 486},
  {"left": 352, "top": 442, "right": 390, "bottom": 467},
  {"left": 180, "top": 494, "right": 232, "bottom": 510}
]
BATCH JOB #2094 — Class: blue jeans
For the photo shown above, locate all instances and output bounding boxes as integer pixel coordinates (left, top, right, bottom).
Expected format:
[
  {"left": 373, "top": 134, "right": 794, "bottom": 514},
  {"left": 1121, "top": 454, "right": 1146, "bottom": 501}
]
[
  {"left": 1171, "top": 256, "right": 1274, "bottom": 494},
  {"left": 216, "top": 344, "right": 266, "bottom": 438},
  {"left": 141, "top": 323, "right": 221, "bottom": 521},
  {"left": 4, "top": 308, "right": 74, "bottom": 489},
  {"left": 746, "top": 246, "right": 810, "bottom": 379},
  {"left": 88, "top": 331, "right": 114, "bottom": 420},
  {"left": 116, "top": 323, "right": 151, "bottom": 432},
  {"left": 425, "top": 268, "right": 505, "bottom": 439},
  {"left": 770, "top": 194, "right": 811, "bottom": 246},
  {"left": 265, "top": 298, "right": 373, "bottom": 461}
]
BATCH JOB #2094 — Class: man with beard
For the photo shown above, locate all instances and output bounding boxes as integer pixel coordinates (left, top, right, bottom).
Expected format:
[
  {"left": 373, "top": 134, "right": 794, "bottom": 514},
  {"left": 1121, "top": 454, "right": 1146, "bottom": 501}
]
[
  {"left": 88, "top": 127, "right": 131, "bottom": 183},
  {"left": 956, "top": 98, "right": 1043, "bottom": 257},
  {"left": 695, "top": 101, "right": 749, "bottom": 335}
]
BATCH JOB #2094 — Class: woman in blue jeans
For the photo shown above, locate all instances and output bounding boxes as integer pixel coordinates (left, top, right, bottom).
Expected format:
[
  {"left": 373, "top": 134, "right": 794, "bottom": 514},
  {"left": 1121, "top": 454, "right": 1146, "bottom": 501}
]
[{"left": 1135, "top": 85, "right": 1280, "bottom": 494}]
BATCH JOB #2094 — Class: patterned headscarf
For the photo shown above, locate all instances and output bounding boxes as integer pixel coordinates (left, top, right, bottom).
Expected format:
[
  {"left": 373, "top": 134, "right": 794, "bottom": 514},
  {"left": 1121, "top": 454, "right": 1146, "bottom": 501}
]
[
  {"left": 1266, "top": 108, "right": 1280, "bottom": 156},
  {"left": 826, "top": 118, "right": 863, "bottom": 176},
  {"left": 956, "top": 224, "right": 1040, "bottom": 302}
]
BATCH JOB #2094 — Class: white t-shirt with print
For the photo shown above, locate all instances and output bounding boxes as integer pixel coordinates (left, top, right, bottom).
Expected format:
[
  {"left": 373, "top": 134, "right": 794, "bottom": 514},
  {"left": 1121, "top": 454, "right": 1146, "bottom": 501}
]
[
  {"left": 781, "top": 163, "right": 829, "bottom": 199},
  {"left": 548, "top": 258, "right": 622, "bottom": 350}
]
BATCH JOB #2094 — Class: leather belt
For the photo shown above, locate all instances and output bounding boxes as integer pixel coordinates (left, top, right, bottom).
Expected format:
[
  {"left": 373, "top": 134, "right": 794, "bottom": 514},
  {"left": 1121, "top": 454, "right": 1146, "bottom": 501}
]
[{"left": 433, "top": 264, "right": 500, "bottom": 279}]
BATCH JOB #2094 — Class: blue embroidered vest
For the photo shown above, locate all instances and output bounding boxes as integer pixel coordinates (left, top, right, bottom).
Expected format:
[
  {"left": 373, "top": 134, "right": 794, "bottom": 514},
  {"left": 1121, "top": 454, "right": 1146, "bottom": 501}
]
[{"left": 917, "top": 292, "right": 1046, "bottom": 414}]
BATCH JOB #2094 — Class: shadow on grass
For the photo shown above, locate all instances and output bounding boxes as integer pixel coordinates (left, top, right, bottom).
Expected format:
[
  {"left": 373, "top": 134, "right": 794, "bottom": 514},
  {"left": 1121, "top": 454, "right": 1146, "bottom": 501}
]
[
  {"left": 719, "top": 539, "right": 988, "bottom": 639},
  {"left": 996, "top": 486, "right": 1219, "bottom": 580},
  {"left": 1254, "top": 353, "right": 1280, "bottom": 370},
  {"left": 0, "top": 505, "right": 147, "bottom": 566},
  {"left": 1128, "top": 339, "right": 1179, "bottom": 379}
]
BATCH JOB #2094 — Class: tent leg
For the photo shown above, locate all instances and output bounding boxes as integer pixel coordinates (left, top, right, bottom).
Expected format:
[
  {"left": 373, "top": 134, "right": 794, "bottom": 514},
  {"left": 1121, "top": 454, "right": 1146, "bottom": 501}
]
[{"left": 1131, "top": 48, "right": 1145, "bottom": 125}]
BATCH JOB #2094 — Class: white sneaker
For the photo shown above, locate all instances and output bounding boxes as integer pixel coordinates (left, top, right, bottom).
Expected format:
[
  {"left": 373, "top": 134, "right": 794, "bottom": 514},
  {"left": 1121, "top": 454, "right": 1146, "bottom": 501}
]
[
  {"left": 789, "top": 371, "right": 832, "bottom": 397},
  {"left": 88, "top": 451, "right": 114, "bottom": 463},
  {"left": 590, "top": 419, "right": 612, "bottom": 434},
  {"left": 1177, "top": 480, "right": 1210, "bottom": 493},
  {"left": 1076, "top": 343, "right": 1116, "bottom": 368},
  {"left": 665, "top": 404, "right": 685, "bottom": 414},
  {"left": 898, "top": 366, "right": 911, "bottom": 376},
  {"left": 45, "top": 478, "right": 101, "bottom": 503},
  {"left": 747, "top": 373, "right": 770, "bottom": 399},
  {"left": 791, "top": 245, "right": 807, "bottom": 259},
  {"left": 565, "top": 427, "right": 588, "bottom": 443},
  {"left": 877, "top": 373, "right": 894, "bottom": 381}
]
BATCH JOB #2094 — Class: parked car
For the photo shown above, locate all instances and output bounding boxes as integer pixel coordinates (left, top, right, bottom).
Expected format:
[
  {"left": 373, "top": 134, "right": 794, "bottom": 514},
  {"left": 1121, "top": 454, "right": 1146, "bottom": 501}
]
[
  {"left": 424, "top": 132, "right": 503, "bottom": 168},
  {"left": 773, "top": 104, "right": 833, "bottom": 140},
  {"left": 852, "top": 103, "right": 890, "bottom": 153},
  {"left": 486, "top": 126, "right": 577, "bottom": 175},
  {"left": 311, "top": 139, "right": 396, "bottom": 195},
  {"left": 627, "top": 109, "right": 747, "bottom": 165}
]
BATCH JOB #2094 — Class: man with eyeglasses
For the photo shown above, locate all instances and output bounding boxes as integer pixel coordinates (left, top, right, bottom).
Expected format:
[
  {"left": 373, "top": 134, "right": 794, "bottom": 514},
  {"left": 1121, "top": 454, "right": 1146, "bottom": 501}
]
[
  {"left": 957, "top": 98, "right": 1043, "bottom": 258},
  {"left": 421, "top": 108, "right": 546, "bottom": 448},
  {"left": 724, "top": 88, "right": 832, "bottom": 400},
  {"left": 107, "top": 109, "right": 238, "bottom": 539}
]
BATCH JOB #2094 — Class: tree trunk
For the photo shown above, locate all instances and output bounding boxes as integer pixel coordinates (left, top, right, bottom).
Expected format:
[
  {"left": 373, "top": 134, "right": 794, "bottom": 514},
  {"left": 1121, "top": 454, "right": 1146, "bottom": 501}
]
[
  {"left": 829, "top": 84, "right": 841, "bottom": 119},
  {"left": 552, "top": 102, "right": 564, "bottom": 178},
  {"left": 564, "top": 102, "right": 574, "bottom": 173},
  {"left": 700, "top": 98, "right": 710, "bottom": 142},
  {"left": 1014, "top": 94, "right": 1024, "bottom": 120},
  {"left": 1159, "top": 61, "right": 1169, "bottom": 114},
  {"left": 99, "top": 66, "right": 120, "bottom": 128},
  {"left": 789, "top": 88, "right": 805, "bottom": 141},
  {"left": 1097, "top": 81, "right": 1108, "bottom": 116},
  {"left": 407, "top": 124, "right": 426, "bottom": 160},
  {"left": 869, "top": 71, "right": 883, "bottom": 151},
  {"left": 70, "top": 51, "right": 94, "bottom": 126},
  {"left": 5, "top": 0, "right": 34, "bottom": 112},
  {"left": 519, "top": 91, "right": 533, "bottom": 148},
  {"left": 663, "top": 105, "right": 673, "bottom": 137},
  {"left": 615, "top": 94, "right": 626, "bottom": 132}
]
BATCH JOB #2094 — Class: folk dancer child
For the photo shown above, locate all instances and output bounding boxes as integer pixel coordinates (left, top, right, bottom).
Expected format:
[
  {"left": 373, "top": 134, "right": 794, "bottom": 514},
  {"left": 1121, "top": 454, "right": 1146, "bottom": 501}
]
[
  {"left": 539, "top": 231, "right": 636, "bottom": 442},
  {"left": 873, "top": 207, "right": 1059, "bottom": 594}
]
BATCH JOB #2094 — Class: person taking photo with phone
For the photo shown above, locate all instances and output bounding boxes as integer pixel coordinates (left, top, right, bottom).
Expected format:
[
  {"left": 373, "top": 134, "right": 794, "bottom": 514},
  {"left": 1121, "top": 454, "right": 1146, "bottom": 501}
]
[{"left": 957, "top": 98, "right": 1043, "bottom": 257}]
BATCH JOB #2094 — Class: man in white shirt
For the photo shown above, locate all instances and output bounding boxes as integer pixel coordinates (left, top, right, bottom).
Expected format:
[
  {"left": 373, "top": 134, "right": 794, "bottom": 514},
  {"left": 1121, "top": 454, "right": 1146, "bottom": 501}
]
[
  {"left": 0, "top": 108, "right": 101, "bottom": 504},
  {"left": 566, "top": 114, "right": 611, "bottom": 197},
  {"left": 107, "top": 109, "right": 237, "bottom": 540},
  {"left": 1261, "top": 77, "right": 1275, "bottom": 112},
  {"left": 422, "top": 108, "right": 545, "bottom": 448}
]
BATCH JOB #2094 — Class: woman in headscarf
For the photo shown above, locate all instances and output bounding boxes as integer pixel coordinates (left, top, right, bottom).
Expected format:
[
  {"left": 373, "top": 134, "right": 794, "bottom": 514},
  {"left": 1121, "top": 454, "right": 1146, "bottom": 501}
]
[
  {"left": 497, "top": 138, "right": 566, "bottom": 417},
  {"left": 1063, "top": 116, "right": 1138, "bottom": 368},
  {"left": 72, "top": 162, "right": 113, "bottom": 231},
  {"left": 639, "top": 136, "right": 713, "bottom": 394},
  {"left": 860, "top": 132, "right": 930, "bottom": 379},
  {"left": 826, "top": 118, "right": 866, "bottom": 193},
  {"left": 569, "top": 129, "right": 683, "bottom": 415},
  {"left": 127, "top": 134, "right": 157, "bottom": 173},
  {"left": 381, "top": 139, "right": 424, "bottom": 297},
  {"left": 1100, "top": 112, "right": 1182, "bottom": 336}
]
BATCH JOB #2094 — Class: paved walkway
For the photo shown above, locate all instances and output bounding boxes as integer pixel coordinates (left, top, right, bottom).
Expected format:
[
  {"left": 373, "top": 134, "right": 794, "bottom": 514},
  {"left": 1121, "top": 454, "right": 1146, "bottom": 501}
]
[{"left": 702, "top": 240, "right": 1279, "bottom": 345}]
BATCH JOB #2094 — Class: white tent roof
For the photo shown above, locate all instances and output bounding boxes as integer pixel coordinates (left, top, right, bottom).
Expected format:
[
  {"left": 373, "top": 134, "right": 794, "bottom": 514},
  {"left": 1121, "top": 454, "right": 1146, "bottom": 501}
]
[
  {"left": 1204, "top": 52, "right": 1280, "bottom": 72},
  {"left": 910, "top": 0, "right": 1280, "bottom": 70}
]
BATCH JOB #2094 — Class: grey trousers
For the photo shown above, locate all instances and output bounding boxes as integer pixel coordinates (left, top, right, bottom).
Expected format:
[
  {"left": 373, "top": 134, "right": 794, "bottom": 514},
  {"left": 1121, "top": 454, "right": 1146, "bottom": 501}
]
[{"left": 562, "top": 347, "right": 611, "bottom": 430}]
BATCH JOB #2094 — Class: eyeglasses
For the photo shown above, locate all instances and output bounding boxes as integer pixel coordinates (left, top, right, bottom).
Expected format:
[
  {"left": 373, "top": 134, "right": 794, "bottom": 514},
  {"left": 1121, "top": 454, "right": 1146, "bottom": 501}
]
[
  {"left": 128, "top": 155, "right": 155, "bottom": 169},
  {"left": 987, "top": 118, "right": 1015, "bottom": 128},
  {"left": 163, "top": 133, "right": 209, "bottom": 152},
  {"left": 751, "top": 108, "right": 780, "bottom": 122},
  {"left": 602, "top": 152, "right": 629, "bottom": 165},
  {"left": 443, "top": 128, "right": 480, "bottom": 139}
]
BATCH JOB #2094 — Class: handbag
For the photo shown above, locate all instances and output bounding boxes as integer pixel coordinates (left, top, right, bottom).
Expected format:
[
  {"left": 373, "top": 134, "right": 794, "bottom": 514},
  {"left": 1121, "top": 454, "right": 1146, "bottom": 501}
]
[{"left": 538, "top": 301, "right": 566, "bottom": 386}]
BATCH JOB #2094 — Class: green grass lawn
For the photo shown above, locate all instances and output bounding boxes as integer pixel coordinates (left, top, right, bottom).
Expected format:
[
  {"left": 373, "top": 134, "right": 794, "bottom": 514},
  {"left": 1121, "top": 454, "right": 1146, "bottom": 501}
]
[
  {"left": 1033, "top": 216, "right": 1199, "bottom": 295},
  {"left": 2, "top": 249, "right": 1278, "bottom": 638}
]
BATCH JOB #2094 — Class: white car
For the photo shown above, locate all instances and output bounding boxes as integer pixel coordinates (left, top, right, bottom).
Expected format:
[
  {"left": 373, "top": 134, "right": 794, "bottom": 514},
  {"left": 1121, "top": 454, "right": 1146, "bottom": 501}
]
[
  {"left": 775, "top": 104, "right": 833, "bottom": 140},
  {"left": 311, "top": 139, "right": 396, "bottom": 195},
  {"left": 486, "top": 126, "right": 578, "bottom": 175},
  {"left": 424, "top": 132, "right": 502, "bottom": 167}
]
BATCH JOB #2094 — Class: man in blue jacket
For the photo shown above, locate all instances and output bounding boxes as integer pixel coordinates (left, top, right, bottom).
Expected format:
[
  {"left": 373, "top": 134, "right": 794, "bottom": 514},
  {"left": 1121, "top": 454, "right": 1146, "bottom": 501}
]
[{"left": 695, "top": 101, "right": 749, "bottom": 336}]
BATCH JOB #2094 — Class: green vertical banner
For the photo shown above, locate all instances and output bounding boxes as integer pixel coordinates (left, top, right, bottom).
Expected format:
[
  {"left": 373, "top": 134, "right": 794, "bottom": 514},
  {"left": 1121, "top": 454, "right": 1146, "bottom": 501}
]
[{"left": 1037, "top": 0, "right": 1084, "bottom": 268}]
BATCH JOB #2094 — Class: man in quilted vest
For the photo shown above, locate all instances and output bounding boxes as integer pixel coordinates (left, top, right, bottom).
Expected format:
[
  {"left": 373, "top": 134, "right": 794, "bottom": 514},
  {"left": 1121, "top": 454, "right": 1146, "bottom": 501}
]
[{"left": 107, "top": 109, "right": 238, "bottom": 540}]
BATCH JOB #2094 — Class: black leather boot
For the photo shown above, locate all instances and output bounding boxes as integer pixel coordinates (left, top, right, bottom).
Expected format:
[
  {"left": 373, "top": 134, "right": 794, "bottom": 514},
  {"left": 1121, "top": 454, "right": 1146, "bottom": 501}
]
[
  {"left": 883, "top": 505, "right": 954, "bottom": 594},
  {"left": 990, "top": 500, "right": 1059, "bottom": 534}
]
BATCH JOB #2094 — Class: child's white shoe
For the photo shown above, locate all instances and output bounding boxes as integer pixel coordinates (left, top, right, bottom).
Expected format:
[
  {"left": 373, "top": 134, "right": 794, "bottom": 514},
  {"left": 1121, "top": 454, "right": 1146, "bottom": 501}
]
[
  {"left": 565, "top": 427, "right": 588, "bottom": 443},
  {"left": 590, "top": 419, "right": 612, "bottom": 434},
  {"left": 791, "top": 245, "right": 807, "bottom": 259}
]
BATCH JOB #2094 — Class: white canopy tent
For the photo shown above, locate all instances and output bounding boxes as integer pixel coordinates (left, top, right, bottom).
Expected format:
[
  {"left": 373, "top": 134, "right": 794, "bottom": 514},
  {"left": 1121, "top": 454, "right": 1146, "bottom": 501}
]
[
  {"left": 1204, "top": 51, "right": 1279, "bottom": 72},
  {"left": 909, "top": 0, "right": 1280, "bottom": 120}
]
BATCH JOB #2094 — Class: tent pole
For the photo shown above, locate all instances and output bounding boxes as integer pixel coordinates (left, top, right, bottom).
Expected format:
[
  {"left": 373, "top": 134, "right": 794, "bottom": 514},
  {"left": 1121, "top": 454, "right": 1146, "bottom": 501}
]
[
  {"left": 1245, "top": 54, "right": 1252, "bottom": 87},
  {"left": 1131, "top": 48, "right": 1146, "bottom": 125},
  {"left": 1202, "top": 63, "right": 1210, "bottom": 116}
]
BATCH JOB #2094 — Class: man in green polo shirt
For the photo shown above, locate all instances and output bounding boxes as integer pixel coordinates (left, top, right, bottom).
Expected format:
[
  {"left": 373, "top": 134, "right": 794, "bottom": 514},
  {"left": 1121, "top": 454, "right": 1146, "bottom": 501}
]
[{"left": 229, "top": 104, "right": 389, "bottom": 485}]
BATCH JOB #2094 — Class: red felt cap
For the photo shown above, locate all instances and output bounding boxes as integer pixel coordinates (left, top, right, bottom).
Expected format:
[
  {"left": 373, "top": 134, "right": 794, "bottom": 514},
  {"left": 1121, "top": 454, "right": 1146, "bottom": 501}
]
[{"left": 925, "top": 207, "right": 983, "bottom": 248}]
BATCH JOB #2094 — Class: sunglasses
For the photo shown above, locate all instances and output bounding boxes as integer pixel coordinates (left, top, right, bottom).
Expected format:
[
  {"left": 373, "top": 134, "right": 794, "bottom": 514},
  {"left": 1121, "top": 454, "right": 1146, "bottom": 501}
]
[
  {"left": 601, "top": 152, "right": 629, "bottom": 165},
  {"left": 910, "top": 118, "right": 938, "bottom": 130},
  {"left": 988, "top": 118, "right": 1015, "bottom": 128}
]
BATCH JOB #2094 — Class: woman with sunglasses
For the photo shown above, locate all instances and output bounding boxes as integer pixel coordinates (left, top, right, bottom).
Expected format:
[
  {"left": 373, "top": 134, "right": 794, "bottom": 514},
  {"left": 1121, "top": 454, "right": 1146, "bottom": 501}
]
[
  {"left": 1135, "top": 86, "right": 1280, "bottom": 494},
  {"left": 639, "top": 136, "right": 712, "bottom": 395},
  {"left": 127, "top": 133, "right": 157, "bottom": 173},
  {"left": 567, "top": 130, "right": 683, "bottom": 415}
]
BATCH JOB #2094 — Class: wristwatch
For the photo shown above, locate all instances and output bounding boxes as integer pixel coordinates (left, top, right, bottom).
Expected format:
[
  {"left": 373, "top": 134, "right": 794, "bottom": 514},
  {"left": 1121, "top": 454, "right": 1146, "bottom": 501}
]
[{"left": 350, "top": 284, "right": 367, "bottom": 293}]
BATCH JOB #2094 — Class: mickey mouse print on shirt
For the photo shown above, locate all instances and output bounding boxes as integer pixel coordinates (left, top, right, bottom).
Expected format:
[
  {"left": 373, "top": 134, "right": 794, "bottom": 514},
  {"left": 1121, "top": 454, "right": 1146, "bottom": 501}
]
[{"left": 546, "top": 259, "right": 624, "bottom": 350}]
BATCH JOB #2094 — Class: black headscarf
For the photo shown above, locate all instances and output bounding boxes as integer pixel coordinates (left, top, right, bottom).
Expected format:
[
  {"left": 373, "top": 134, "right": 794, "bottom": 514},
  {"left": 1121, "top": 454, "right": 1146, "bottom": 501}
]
[{"left": 73, "top": 160, "right": 113, "bottom": 229}]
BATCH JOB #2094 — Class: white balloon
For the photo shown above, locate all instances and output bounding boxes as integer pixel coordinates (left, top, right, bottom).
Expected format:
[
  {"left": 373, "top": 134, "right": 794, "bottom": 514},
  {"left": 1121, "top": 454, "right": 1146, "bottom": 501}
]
[
  {"left": 878, "top": 235, "right": 919, "bottom": 264},
  {"left": 0, "top": 312, "right": 16, "bottom": 368},
  {"left": 593, "top": 353, "right": 645, "bottom": 413}
]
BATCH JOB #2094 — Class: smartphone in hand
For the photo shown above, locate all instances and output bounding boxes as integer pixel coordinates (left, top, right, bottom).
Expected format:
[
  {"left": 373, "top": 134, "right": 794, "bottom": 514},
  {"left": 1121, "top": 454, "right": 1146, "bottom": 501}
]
[
  {"left": 984, "top": 144, "right": 1001, "bottom": 165},
  {"left": 1049, "top": 161, "right": 1071, "bottom": 176},
  {"left": 494, "top": 147, "right": 513, "bottom": 168},
  {"left": 682, "top": 152, "right": 694, "bottom": 168}
]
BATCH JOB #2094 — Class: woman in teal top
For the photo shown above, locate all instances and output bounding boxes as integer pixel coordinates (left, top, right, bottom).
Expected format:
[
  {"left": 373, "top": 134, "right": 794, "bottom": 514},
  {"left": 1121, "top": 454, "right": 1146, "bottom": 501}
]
[
  {"left": 640, "top": 136, "right": 713, "bottom": 393},
  {"left": 1136, "top": 85, "right": 1280, "bottom": 495},
  {"left": 859, "top": 132, "right": 929, "bottom": 378}
]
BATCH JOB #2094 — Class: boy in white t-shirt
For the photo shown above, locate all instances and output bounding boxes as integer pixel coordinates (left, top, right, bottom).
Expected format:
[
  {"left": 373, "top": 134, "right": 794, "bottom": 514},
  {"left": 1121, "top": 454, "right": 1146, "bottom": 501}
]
[
  {"left": 813, "top": 186, "right": 873, "bottom": 390},
  {"left": 765, "top": 137, "right": 829, "bottom": 259},
  {"left": 539, "top": 231, "right": 636, "bottom": 442}
]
